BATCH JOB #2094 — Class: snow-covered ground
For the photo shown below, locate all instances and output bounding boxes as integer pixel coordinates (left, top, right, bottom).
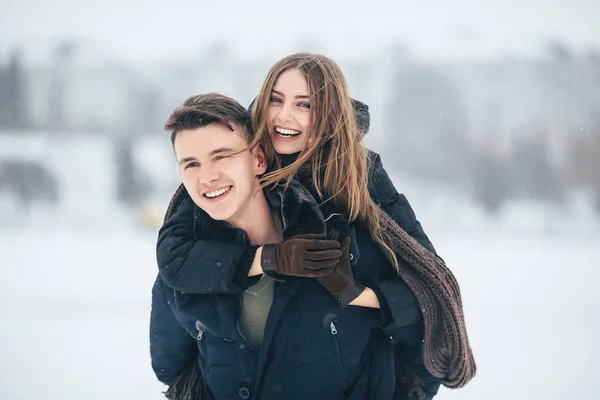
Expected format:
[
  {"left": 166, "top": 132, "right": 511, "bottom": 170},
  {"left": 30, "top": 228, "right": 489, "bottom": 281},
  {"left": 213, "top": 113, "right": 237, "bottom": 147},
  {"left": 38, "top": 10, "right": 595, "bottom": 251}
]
[{"left": 1, "top": 226, "right": 598, "bottom": 400}]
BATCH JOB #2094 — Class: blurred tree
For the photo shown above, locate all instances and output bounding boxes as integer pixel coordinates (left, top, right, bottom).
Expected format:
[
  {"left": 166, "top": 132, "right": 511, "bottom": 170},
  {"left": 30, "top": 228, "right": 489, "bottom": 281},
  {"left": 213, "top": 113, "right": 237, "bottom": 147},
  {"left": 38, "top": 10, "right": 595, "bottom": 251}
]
[
  {"left": 567, "top": 117, "right": 600, "bottom": 214},
  {"left": 472, "top": 151, "right": 510, "bottom": 214},
  {"left": 114, "top": 136, "right": 152, "bottom": 207},
  {"left": 48, "top": 40, "right": 77, "bottom": 129},
  {"left": 0, "top": 160, "right": 59, "bottom": 212},
  {"left": 592, "top": 134, "right": 600, "bottom": 215},
  {"left": 509, "top": 132, "right": 562, "bottom": 203},
  {"left": 133, "top": 84, "right": 161, "bottom": 135},
  {"left": 547, "top": 40, "right": 573, "bottom": 63},
  {"left": 387, "top": 41, "right": 413, "bottom": 66},
  {"left": 0, "top": 49, "right": 26, "bottom": 129}
]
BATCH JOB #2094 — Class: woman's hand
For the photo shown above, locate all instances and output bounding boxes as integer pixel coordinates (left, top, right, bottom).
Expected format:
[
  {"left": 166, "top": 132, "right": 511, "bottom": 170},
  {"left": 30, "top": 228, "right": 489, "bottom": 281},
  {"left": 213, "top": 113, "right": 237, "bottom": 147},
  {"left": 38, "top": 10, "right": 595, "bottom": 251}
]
[
  {"left": 316, "top": 237, "right": 366, "bottom": 308},
  {"left": 260, "top": 234, "right": 342, "bottom": 281}
]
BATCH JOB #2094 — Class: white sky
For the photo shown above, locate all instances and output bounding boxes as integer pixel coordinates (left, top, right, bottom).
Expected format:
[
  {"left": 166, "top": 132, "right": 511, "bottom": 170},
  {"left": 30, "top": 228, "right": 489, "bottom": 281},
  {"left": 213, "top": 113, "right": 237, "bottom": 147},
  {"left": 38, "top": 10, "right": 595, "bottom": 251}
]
[{"left": 1, "top": 0, "right": 599, "bottom": 64}]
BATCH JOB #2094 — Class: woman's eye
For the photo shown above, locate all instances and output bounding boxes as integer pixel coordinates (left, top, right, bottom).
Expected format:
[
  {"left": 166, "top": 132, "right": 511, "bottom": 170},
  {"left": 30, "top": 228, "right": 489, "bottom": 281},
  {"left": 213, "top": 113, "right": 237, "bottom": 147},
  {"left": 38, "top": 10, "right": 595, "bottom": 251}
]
[
  {"left": 298, "top": 102, "right": 310, "bottom": 109},
  {"left": 269, "top": 96, "right": 282, "bottom": 103}
]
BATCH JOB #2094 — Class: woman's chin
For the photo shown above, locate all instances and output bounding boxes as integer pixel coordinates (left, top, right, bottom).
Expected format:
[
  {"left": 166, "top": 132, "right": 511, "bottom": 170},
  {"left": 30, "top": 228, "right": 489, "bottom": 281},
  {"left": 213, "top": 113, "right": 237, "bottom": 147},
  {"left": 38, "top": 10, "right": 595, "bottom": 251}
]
[
  {"left": 275, "top": 148, "right": 300, "bottom": 155},
  {"left": 273, "top": 140, "right": 305, "bottom": 155}
]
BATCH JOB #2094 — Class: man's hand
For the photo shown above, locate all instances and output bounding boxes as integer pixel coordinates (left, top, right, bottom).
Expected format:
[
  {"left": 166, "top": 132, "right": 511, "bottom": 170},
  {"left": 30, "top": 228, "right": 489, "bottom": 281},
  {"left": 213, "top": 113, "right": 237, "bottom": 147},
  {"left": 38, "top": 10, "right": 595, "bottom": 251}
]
[
  {"left": 261, "top": 234, "right": 342, "bottom": 281},
  {"left": 316, "top": 237, "right": 365, "bottom": 308}
]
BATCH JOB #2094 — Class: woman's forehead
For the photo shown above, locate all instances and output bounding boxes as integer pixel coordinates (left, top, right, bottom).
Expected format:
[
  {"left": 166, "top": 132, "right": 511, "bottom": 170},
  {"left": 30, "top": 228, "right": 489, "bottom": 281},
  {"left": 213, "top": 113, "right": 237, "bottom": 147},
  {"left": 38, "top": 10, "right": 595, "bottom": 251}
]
[{"left": 273, "top": 68, "right": 310, "bottom": 96}]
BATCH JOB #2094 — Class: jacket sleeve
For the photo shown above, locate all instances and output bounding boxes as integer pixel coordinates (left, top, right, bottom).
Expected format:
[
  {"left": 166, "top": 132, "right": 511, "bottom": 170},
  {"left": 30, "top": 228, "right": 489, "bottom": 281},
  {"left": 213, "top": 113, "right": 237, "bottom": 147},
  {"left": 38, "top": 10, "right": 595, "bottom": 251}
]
[
  {"left": 157, "top": 195, "right": 259, "bottom": 294},
  {"left": 369, "top": 278, "right": 442, "bottom": 398},
  {"left": 150, "top": 275, "right": 199, "bottom": 385},
  {"left": 370, "top": 278, "right": 422, "bottom": 343},
  {"left": 397, "top": 342, "right": 442, "bottom": 399},
  {"left": 368, "top": 151, "right": 438, "bottom": 256}
]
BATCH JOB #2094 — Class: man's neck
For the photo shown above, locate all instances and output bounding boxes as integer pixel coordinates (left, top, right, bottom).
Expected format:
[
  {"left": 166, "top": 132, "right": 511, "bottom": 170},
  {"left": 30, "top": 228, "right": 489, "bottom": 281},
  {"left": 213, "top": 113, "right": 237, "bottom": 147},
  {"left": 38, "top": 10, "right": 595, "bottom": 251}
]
[{"left": 228, "top": 189, "right": 281, "bottom": 246}]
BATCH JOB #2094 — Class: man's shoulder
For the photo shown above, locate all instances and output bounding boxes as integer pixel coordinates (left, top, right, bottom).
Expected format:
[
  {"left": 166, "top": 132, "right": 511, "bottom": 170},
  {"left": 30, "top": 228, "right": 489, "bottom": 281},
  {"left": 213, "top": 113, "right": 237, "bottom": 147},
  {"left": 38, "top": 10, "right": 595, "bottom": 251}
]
[{"left": 193, "top": 205, "right": 250, "bottom": 245}]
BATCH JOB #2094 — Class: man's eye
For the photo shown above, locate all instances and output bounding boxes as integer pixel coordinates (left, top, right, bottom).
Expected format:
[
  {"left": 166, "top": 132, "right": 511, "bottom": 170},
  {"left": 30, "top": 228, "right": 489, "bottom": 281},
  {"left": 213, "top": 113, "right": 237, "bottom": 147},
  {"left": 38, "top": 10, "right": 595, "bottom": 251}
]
[{"left": 184, "top": 162, "right": 199, "bottom": 169}]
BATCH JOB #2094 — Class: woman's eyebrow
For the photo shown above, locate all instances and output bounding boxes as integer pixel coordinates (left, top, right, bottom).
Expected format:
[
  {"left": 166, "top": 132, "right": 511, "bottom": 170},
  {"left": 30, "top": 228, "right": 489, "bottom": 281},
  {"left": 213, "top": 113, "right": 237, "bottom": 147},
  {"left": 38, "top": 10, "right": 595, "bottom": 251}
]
[{"left": 272, "top": 89, "right": 309, "bottom": 99}]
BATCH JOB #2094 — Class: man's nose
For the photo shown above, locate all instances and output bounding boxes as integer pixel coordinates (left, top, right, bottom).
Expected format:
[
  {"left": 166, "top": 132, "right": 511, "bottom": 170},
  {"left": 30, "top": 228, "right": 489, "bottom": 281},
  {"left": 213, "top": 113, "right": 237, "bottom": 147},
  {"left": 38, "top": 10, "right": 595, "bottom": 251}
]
[{"left": 198, "top": 164, "right": 220, "bottom": 185}]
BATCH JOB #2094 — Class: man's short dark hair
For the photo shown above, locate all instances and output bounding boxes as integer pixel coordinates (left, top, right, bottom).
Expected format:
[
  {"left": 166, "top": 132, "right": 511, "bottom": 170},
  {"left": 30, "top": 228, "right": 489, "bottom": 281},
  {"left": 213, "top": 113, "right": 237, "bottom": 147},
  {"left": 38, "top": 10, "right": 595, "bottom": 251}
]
[{"left": 165, "top": 93, "right": 252, "bottom": 145}]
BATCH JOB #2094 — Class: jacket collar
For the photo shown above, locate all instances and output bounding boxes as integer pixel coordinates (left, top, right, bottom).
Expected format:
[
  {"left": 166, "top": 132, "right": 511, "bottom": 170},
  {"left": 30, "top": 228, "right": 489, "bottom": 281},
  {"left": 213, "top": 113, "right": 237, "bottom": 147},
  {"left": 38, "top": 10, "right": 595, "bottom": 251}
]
[{"left": 193, "top": 178, "right": 327, "bottom": 243}]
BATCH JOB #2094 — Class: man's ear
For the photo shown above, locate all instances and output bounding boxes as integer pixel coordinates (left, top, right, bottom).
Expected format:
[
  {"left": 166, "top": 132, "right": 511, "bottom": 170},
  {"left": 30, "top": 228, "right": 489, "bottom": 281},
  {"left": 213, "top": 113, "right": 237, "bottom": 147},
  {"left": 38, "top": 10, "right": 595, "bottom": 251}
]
[{"left": 252, "top": 144, "right": 267, "bottom": 175}]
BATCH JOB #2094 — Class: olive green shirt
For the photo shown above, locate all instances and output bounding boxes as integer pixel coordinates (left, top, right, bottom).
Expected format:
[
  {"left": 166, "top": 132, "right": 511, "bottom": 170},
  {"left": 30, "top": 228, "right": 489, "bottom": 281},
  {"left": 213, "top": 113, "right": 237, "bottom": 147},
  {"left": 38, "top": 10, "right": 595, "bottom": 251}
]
[{"left": 238, "top": 276, "right": 275, "bottom": 349}]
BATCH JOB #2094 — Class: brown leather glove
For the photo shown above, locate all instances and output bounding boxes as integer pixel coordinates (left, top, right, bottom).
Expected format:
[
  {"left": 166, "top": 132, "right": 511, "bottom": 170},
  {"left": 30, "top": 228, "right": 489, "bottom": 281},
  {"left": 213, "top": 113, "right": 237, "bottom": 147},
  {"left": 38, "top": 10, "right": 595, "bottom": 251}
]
[
  {"left": 316, "top": 237, "right": 365, "bottom": 308},
  {"left": 261, "top": 234, "right": 342, "bottom": 281}
]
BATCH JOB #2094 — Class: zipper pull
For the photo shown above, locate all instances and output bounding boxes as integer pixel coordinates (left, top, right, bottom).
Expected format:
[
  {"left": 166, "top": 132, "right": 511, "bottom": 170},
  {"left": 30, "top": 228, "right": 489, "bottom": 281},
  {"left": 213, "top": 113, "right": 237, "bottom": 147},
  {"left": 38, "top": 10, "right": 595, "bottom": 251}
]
[
  {"left": 330, "top": 322, "right": 338, "bottom": 335},
  {"left": 195, "top": 321, "right": 203, "bottom": 341}
]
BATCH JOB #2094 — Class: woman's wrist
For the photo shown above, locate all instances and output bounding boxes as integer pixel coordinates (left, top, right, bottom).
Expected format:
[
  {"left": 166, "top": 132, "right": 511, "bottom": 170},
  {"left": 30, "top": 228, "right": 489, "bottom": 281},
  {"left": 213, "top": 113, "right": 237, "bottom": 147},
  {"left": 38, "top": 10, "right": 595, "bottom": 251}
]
[
  {"left": 348, "top": 286, "right": 381, "bottom": 309},
  {"left": 248, "top": 247, "right": 264, "bottom": 277}
]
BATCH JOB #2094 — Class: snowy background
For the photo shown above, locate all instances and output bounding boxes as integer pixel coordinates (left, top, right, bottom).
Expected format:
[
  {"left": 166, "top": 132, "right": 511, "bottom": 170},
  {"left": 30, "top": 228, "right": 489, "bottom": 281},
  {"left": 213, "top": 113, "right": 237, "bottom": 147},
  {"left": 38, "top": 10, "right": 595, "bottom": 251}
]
[
  {"left": 1, "top": 222, "right": 599, "bottom": 399},
  {"left": 1, "top": 0, "right": 600, "bottom": 399}
]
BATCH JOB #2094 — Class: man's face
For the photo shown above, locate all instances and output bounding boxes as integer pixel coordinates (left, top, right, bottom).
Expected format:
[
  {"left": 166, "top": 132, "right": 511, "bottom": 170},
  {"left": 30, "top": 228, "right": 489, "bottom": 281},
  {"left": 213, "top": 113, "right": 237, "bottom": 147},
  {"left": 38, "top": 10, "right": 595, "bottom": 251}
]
[{"left": 174, "top": 123, "right": 267, "bottom": 224}]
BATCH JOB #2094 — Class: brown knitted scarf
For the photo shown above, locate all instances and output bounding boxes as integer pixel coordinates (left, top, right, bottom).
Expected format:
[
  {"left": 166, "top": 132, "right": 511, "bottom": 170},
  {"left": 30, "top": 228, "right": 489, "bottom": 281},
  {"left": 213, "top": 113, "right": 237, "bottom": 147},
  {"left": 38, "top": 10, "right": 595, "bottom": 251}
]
[
  {"left": 377, "top": 209, "right": 476, "bottom": 388},
  {"left": 161, "top": 184, "right": 476, "bottom": 398}
]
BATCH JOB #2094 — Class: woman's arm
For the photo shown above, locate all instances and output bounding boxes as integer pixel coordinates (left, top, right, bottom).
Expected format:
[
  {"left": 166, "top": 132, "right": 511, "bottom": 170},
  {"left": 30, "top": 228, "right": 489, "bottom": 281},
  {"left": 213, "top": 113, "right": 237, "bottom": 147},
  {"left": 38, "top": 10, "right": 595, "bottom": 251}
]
[
  {"left": 348, "top": 287, "right": 379, "bottom": 308},
  {"left": 372, "top": 279, "right": 442, "bottom": 398},
  {"left": 395, "top": 341, "right": 442, "bottom": 399},
  {"left": 157, "top": 196, "right": 260, "bottom": 294},
  {"left": 354, "top": 278, "right": 442, "bottom": 397},
  {"left": 368, "top": 151, "right": 439, "bottom": 256},
  {"left": 157, "top": 194, "right": 340, "bottom": 294}
]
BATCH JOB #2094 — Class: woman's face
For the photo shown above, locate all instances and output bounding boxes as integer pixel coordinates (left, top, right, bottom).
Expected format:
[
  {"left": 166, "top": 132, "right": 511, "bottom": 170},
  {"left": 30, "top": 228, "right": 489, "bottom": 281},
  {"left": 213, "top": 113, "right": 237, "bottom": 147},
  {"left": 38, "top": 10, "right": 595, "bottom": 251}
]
[{"left": 266, "top": 68, "right": 312, "bottom": 155}]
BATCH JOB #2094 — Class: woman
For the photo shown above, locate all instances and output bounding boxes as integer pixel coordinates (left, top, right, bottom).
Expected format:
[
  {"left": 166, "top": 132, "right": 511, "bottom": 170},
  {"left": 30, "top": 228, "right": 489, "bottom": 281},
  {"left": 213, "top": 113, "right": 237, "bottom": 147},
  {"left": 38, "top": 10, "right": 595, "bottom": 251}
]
[{"left": 156, "top": 53, "right": 475, "bottom": 398}]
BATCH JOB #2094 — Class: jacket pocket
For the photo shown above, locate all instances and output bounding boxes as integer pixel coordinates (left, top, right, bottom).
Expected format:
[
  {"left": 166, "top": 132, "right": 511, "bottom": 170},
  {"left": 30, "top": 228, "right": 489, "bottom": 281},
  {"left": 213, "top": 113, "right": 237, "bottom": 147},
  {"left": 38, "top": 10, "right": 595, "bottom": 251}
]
[{"left": 329, "top": 321, "right": 349, "bottom": 389}]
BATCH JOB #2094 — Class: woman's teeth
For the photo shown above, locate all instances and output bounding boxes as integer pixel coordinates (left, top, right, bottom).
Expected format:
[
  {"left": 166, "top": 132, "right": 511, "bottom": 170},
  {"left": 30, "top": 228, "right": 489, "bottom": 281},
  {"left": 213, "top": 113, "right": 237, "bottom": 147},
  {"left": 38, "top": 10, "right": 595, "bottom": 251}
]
[
  {"left": 275, "top": 127, "right": 301, "bottom": 137},
  {"left": 205, "top": 186, "right": 231, "bottom": 198}
]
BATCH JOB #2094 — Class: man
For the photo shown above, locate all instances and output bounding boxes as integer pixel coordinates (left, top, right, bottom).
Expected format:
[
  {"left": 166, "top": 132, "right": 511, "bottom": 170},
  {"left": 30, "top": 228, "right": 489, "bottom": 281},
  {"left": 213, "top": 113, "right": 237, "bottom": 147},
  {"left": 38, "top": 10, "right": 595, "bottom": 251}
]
[{"left": 151, "top": 93, "right": 432, "bottom": 399}]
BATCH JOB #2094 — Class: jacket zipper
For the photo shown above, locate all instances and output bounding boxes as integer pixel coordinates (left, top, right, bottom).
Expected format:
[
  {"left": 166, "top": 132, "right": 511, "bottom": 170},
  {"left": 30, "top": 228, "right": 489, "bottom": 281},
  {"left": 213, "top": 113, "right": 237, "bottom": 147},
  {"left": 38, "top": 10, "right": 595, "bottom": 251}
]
[
  {"left": 330, "top": 321, "right": 338, "bottom": 335},
  {"left": 195, "top": 321, "right": 208, "bottom": 357},
  {"left": 330, "top": 321, "right": 347, "bottom": 385},
  {"left": 195, "top": 321, "right": 204, "bottom": 341},
  {"left": 237, "top": 322, "right": 259, "bottom": 354}
]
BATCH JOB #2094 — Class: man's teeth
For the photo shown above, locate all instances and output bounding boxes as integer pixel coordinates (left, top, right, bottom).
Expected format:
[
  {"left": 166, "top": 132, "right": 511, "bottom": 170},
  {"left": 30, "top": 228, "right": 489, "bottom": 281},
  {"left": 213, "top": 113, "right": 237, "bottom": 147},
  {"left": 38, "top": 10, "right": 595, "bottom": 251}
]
[
  {"left": 275, "top": 127, "right": 301, "bottom": 137},
  {"left": 205, "top": 186, "right": 231, "bottom": 198}
]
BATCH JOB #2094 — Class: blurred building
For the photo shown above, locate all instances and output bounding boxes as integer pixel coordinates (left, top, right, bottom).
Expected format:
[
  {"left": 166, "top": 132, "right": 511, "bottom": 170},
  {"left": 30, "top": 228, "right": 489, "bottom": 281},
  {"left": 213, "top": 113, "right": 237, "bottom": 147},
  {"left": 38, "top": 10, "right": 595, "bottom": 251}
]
[{"left": 0, "top": 40, "right": 599, "bottom": 220}]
